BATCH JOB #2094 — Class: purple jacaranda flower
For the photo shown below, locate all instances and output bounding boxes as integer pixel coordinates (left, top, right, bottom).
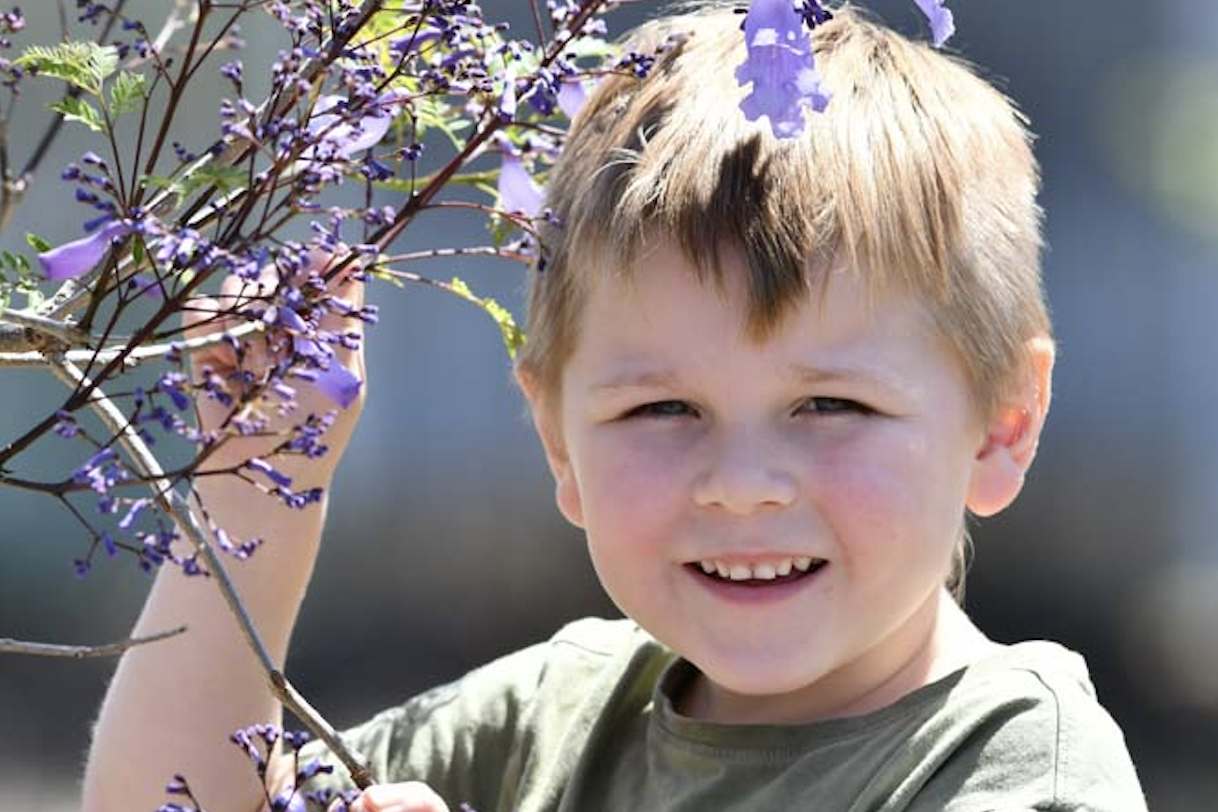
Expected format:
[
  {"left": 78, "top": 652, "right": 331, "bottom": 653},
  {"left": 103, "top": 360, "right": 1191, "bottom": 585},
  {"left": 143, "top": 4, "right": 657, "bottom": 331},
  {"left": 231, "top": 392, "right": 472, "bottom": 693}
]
[
  {"left": 53, "top": 410, "right": 79, "bottom": 438},
  {"left": 283, "top": 730, "right": 311, "bottom": 750},
  {"left": 304, "top": 92, "right": 401, "bottom": 160},
  {"left": 799, "top": 0, "right": 833, "bottom": 27},
  {"left": 270, "top": 787, "right": 307, "bottom": 812},
  {"left": 247, "top": 457, "right": 293, "bottom": 489},
  {"left": 118, "top": 498, "right": 149, "bottom": 531},
  {"left": 309, "top": 357, "right": 362, "bottom": 408},
  {"left": 39, "top": 219, "right": 132, "bottom": 280},
  {"left": 912, "top": 0, "right": 954, "bottom": 47},
  {"left": 263, "top": 303, "right": 310, "bottom": 333},
  {"left": 736, "top": 0, "right": 831, "bottom": 139},
  {"left": 127, "top": 273, "right": 165, "bottom": 299},
  {"left": 497, "top": 78, "right": 518, "bottom": 122},
  {"left": 295, "top": 758, "right": 332, "bottom": 781},
  {"left": 557, "top": 77, "right": 588, "bottom": 119},
  {"left": 498, "top": 151, "right": 544, "bottom": 219},
  {"left": 293, "top": 336, "right": 362, "bottom": 408},
  {"left": 156, "top": 371, "right": 193, "bottom": 411}
]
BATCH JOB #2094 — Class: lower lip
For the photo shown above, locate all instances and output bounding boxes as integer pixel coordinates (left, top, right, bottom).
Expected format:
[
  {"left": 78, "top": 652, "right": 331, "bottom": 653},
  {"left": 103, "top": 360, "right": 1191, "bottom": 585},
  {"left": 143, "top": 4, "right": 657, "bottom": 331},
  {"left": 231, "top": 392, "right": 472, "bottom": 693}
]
[{"left": 684, "top": 563, "right": 827, "bottom": 605}]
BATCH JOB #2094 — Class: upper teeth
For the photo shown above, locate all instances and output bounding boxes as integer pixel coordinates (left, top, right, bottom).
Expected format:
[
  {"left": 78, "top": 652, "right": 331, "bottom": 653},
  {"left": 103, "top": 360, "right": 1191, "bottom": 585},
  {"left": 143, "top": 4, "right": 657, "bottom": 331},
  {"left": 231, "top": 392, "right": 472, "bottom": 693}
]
[{"left": 698, "top": 556, "right": 819, "bottom": 581}]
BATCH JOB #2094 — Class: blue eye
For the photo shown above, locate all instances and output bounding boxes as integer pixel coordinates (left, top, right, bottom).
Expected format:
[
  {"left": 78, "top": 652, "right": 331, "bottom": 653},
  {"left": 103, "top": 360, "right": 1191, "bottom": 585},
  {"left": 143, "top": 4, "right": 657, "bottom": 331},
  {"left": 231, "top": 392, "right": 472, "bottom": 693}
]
[
  {"left": 798, "top": 397, "right": 869, "bottom": 415},
  {"left": 626, "top": 400, "right": 698, "bottom": 419}
]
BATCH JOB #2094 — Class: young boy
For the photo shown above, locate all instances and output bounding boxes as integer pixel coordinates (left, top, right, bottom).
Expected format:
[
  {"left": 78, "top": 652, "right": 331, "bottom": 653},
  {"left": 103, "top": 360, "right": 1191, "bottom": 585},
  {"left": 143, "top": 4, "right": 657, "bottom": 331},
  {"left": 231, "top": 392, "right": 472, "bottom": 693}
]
[{"left": 83, "top": 4, "right": 1147, "bottom": 811}]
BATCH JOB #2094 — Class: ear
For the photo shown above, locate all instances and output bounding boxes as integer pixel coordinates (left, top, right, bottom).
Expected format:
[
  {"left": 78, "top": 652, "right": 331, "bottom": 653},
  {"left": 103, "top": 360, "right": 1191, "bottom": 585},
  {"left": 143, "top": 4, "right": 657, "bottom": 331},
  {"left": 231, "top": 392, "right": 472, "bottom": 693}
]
[
  {"left": 966, "top": 336, "right": 1055, "bottom": 518},
  {"left": 514, "top": 366, "right": 586, "bottom": 527}
]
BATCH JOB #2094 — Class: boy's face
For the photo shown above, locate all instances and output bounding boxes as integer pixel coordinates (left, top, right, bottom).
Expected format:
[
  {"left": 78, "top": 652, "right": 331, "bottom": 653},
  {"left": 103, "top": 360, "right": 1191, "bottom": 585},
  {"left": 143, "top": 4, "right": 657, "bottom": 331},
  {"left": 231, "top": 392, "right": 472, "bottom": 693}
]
[{"left": 528, "top": 239, "right": 1034, "bottom": 724}]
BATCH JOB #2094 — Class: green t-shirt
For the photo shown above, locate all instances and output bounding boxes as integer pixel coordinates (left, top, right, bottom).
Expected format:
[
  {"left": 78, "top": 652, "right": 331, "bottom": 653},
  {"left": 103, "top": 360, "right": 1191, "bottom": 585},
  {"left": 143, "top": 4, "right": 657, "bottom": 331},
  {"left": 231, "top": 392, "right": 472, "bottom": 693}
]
[{"left": 300, "top": 617, "right": 1146, "bottom": 811}]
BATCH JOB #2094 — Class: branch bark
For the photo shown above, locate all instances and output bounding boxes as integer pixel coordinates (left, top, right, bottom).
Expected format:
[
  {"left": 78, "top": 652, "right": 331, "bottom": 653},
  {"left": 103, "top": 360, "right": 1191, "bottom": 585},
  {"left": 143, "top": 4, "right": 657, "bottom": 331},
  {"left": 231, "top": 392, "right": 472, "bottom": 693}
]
[{"left": 0, "top": 626, "right": 187, "bottom": 658}]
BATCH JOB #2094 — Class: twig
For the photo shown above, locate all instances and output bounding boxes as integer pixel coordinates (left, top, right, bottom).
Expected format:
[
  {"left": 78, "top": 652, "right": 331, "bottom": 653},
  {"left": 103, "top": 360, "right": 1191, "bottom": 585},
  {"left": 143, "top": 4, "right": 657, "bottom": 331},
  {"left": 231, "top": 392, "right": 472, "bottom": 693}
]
[
  {"left": 0, "top": 625, "right": 187, "bottom": 658},
  {"left": 52, "top": 358, "right": 374, "bottom": 790},
  {"left": 0, "top": 307, "right": 94, "bottom": 347},
  {"left": 0, "top": 302, "right": 263, "bottom": 360},
  {"left": 379, "top": 246, "right": 535, "bottom": 265},
  {"left": 0, "top": 320, "right": 261, "bottom": 369}
]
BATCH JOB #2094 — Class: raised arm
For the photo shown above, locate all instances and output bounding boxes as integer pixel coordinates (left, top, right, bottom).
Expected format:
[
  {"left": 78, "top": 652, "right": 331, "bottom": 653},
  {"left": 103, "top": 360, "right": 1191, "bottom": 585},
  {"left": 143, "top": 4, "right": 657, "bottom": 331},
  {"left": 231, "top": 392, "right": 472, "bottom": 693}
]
[{"left": 82, "top": 259, "right": 366, "bottom": 812}]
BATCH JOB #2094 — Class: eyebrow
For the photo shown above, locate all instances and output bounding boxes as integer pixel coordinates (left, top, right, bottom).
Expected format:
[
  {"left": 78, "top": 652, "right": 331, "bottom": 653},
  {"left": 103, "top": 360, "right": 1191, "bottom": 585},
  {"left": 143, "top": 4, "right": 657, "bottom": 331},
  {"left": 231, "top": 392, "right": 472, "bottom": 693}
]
[
  {"left": 590, "top": 369, "right": 681, "bottom": 394},
  {"left": 590, "top": 363, "right": 905, "bottom": 394},
  {"left": 790, "top": 362, "right": 920, "bottom": 399},
  {"left": 788, "top": 363, "right": 890, "bottom": 389}
]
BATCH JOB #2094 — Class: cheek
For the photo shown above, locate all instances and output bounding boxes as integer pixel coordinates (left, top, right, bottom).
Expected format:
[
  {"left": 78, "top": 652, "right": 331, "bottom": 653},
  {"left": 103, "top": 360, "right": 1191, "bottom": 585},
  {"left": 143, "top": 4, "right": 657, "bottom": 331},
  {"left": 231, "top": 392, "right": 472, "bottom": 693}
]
[
  {"left": 808, "top": 427, "right": 966, "bottom": 561},
  {"left": 575, "top": 430, "right": 691, "bottom": 546}
]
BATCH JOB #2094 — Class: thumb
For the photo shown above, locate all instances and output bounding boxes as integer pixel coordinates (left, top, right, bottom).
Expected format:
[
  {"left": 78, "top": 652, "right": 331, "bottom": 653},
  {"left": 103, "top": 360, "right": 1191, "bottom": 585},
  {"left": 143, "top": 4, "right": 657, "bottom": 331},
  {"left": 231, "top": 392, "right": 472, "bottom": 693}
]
[{"left": 345, "top": 782, "right": 451, "bottom": 812}]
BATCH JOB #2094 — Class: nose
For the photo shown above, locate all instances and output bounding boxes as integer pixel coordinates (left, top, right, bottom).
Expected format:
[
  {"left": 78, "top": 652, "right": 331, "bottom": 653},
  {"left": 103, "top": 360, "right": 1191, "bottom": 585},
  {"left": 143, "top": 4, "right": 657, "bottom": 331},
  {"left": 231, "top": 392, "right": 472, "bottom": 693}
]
[{"left": 691, "top": 425, "right": 799, "bottom": 515}]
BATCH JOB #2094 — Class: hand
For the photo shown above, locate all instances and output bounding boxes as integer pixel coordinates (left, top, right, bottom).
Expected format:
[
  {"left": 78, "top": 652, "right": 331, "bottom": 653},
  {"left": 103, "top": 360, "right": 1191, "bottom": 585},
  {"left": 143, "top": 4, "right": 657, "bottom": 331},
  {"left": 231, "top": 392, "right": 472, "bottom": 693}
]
[
  {"left": 181, "top": 250, "right": 367, "bottom": 477},
  {"left": 335, "top": 782, "right": 451, "bottom": 812}
]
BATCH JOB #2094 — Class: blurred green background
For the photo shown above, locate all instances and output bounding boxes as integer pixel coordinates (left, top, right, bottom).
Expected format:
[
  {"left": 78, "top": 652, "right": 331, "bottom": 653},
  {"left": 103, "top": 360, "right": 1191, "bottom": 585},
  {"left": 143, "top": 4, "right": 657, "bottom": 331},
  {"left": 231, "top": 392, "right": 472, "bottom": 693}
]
[{"left": 2, "top": 1, "right": 1216, "bottom": 809}]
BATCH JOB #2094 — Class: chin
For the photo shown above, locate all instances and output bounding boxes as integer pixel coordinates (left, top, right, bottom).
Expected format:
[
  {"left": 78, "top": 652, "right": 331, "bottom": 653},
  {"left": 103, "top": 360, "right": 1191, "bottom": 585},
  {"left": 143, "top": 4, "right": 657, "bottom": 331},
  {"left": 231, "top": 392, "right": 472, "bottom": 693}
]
[{"left": 695, "top": 649, "right": 833, "bottom": 699}]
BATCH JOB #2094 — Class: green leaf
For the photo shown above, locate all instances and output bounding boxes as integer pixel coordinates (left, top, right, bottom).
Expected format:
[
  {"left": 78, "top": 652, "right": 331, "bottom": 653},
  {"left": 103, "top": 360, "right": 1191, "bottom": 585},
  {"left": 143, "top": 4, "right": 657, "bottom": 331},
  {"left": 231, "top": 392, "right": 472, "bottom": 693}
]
[
  {"left": 16, "top": 41, "right": 119, "bottom": 95},
  {"left": 21, "top": 286, "right": 44, "bottom": 310},
  {"left": 179, "top": 163, "right": 250, "bottom": 197},
  {"left": 143, "top": 163, "right": 249, "bottom": 201},
  {"left": 447, "top": 276, "right": 525, "bottom": 359},
  {"left": 51, "top": 96, "right": 105, "bottom": 132},
  {"left": 26, "top": 233, "right": 52, "bottom": 253},
  {"left": 1, "top": 249, "right": 29, "bottom": 273},
  {"left": 109, "top": 71, "right": 146, "bottom": 115}
]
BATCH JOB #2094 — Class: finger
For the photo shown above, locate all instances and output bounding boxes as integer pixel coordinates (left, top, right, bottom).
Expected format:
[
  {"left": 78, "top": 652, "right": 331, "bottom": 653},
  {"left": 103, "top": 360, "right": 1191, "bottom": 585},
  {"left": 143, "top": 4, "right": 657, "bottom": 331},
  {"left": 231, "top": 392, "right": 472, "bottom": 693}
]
[
  {"left": 350, "top": 782, "right": 451, "bottom": 812},
  {"left": 181, "top": 294, "right": 220, "bottom": 337},
  {"left": 181, "top": 295, "right": 238, "bottom": 374},
  {"left": 305, "top": 253, "right": 367, "bottom": 396},
  {"left": 313, "top": 252, "right": 367, "bottom": 360}
]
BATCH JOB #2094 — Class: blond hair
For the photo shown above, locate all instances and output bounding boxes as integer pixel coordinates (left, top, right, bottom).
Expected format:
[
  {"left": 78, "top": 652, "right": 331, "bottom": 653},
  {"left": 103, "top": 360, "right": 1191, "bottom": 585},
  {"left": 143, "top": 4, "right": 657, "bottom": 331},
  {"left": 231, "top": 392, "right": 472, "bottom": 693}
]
[{"left": 519, "top": 2, "right": 1051, "bottom": 600}]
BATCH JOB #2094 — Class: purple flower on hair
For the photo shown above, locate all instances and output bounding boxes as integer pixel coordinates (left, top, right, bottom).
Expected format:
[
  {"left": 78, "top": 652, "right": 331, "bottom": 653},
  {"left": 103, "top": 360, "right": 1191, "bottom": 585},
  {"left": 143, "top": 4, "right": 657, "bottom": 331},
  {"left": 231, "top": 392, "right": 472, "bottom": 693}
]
[
  {"left": 736, "top": 0, "right": 831, "bottom": 139},
  {"left": 497, "top": 151, "right": 544, "bottom": 219},
  {"left": 799, "top": 0, "right": 833, "bottom": 27},
  {"left": 39, "top": 220, "right": 133, "bottom": 280},
  {"left": 912, "top": 0, "right": 954, "bottom": 47}
]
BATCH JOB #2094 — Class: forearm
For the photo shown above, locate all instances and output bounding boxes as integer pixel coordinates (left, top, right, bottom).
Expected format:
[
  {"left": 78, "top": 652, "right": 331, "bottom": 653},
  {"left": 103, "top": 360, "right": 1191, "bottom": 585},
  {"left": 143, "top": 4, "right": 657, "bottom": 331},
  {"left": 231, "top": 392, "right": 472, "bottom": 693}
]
[{"left": 82, "top": 461, "right": 331, "bottom": 812}]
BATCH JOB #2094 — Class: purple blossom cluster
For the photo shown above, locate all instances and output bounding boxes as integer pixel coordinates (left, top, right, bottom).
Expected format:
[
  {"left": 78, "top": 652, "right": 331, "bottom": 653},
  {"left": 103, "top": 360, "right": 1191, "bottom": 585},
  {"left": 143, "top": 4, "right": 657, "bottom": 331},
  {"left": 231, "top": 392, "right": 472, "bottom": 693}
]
[
  {"left": 9, "top": 0, "right": 639, "bottom": 591},
  {"left": 737, "top": 0, "right": 955, "bottom": 138},
  {"left": 159, "top": 725, "right": 343, "bottom": 812}
]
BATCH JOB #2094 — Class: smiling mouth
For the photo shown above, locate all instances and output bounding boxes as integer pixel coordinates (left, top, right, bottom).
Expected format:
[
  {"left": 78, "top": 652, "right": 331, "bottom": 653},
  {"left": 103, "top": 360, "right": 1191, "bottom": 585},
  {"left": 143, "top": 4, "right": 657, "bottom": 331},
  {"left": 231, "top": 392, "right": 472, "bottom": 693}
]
[{"left": 689, "top": 556, "right": 828, "bottom": 586}]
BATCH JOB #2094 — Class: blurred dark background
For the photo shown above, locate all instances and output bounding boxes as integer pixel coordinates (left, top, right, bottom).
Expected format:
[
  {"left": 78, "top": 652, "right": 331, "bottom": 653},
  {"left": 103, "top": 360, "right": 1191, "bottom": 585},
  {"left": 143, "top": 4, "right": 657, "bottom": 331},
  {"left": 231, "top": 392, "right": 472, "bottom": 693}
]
[{"left": 2, "top": 1, "right": 1216, "bottom": 809}]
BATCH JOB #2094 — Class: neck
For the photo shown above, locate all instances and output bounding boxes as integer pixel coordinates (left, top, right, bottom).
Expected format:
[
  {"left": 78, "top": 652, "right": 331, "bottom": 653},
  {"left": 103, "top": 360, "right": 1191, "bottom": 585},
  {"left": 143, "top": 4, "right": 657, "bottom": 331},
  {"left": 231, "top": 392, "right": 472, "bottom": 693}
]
[{"left": 831, "top": 592, "right": 996, "bottom": 718}]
